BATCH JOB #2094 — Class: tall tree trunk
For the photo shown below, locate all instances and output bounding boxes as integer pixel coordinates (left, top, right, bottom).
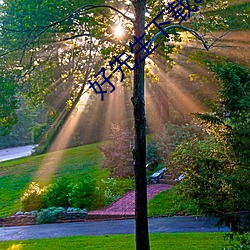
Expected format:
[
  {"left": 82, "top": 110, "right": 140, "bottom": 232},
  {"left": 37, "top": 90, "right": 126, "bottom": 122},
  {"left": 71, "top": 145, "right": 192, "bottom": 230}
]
[{"left": 132, "top": 1, "right": 150, "bottom": 250}]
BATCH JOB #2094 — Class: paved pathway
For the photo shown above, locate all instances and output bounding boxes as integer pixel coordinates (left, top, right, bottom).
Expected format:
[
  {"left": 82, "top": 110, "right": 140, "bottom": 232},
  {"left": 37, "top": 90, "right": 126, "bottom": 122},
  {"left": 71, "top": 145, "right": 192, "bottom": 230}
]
[
  {"left": 0, "top": 216, "right": 230, "bottom": 241},
  {"left": 88, "top": 184, "right": 171, "bottom": 218}
]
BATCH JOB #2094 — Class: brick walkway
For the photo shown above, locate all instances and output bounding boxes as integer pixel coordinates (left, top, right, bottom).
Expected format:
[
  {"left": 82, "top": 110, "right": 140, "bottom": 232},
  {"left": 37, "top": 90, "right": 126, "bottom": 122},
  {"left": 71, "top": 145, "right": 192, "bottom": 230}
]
[{"left": 88, "top": 184, "right": 171, "bottom": 219}]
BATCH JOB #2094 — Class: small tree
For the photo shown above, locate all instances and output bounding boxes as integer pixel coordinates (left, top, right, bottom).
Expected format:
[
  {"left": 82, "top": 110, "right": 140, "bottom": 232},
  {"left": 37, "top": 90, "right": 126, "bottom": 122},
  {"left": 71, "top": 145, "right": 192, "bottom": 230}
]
[{"left": 99, "top": 124, "right": 133, "bottom": 178}]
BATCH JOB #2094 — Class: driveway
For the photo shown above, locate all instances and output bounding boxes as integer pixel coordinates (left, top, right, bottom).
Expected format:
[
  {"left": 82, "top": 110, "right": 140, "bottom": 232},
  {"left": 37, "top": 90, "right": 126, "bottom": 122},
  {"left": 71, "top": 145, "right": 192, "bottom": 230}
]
[{"left": 0, "top": 216, "right": 229, "bottom": 241}]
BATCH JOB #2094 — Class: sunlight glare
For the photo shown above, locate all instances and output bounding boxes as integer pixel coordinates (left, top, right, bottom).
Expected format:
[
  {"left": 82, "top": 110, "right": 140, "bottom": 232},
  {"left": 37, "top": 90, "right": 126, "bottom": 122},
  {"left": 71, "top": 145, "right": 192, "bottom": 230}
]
[
  {"left": 114, "top": 24, "right": 124, "bottom": 38},
  {"left": 35, "top": 92, "right": 89, "bottom": 184}
]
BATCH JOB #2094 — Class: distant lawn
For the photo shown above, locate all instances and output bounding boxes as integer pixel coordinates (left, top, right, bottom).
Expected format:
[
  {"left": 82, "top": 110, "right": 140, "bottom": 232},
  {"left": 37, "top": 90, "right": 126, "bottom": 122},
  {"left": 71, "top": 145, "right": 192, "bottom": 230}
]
[
  {"left": 0, "top": 143, "right": 104, "bottom": 217},
  {"left": 0, "top": 233, "right": 230, "bottom": 250}
]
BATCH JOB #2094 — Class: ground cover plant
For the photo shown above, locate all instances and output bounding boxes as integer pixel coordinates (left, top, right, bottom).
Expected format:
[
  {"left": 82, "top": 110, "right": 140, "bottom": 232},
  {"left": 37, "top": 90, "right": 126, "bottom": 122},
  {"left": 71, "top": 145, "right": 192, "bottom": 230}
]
[{"left": 0, "top": 233, "right": 232, "bottom": 250}]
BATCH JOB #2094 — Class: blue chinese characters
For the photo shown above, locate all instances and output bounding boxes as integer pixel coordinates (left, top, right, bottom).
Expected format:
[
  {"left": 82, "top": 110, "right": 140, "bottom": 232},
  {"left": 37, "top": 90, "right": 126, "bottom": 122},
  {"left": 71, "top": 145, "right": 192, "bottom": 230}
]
[{"left": 89, "top": 0, "right": 202, "bottom": 100}]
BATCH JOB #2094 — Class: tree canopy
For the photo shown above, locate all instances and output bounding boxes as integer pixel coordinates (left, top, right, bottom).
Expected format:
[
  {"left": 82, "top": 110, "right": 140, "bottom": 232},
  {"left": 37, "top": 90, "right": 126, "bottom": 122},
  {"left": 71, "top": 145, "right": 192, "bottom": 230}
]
[{"left": 0, "top": 0, "right": 240, "bottom": 119}]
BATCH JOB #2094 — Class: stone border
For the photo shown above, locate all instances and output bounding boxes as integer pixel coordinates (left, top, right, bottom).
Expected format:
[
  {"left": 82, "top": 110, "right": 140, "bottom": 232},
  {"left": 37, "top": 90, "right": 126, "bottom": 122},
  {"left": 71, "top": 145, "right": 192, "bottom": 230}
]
[{"left": 0, "top": 212, "right": 87, "bottom": 227}]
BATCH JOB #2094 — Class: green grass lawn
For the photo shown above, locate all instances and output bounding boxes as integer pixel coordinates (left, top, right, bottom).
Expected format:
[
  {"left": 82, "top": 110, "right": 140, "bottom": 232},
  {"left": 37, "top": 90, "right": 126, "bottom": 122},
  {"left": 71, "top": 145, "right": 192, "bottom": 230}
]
[
  {"left": 0, "top": 143, "right": 104, "bottom": 217},
  {"left": 0, "top": 233, "right": 231, "bottom": 250}
]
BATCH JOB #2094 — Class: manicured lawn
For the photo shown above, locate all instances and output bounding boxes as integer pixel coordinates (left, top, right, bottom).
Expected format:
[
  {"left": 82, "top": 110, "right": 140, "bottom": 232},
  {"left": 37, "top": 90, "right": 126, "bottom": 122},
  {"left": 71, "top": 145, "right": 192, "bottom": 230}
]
[
  {"left": 0, "top": 143, "right": 103, "bottom": 217},
  {"left": 0, "top": 233, "right": 230, "bottom": 250}
]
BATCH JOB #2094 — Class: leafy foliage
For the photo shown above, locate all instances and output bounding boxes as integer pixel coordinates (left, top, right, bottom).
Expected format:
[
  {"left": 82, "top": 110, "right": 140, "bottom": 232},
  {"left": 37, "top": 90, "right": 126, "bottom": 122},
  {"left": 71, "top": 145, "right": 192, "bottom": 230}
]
[
  {"left": 195, "top": 2, "right": 250, "bottom": 31},
  {"left": 0, "top": 0, "right": 232, "bottom": 133},
  {"left": 68, "top": 180, "right": 94, "bottom": 209},
  {"left": 168, "top": 62, "right": 250, "bottom": 233},
  {"left": 223, "top": 232, "right": 250, "bottom": 250},
  {"left": 147, "top": 122, "right": 206, "bottom": 167},
  {"left": 20, "top": 174, "right": 134, "bottom": 212},
  {"left": 93, "top": 177, "right": 134, "bottom": 208},
  {"left": 43, "top": 178, "right": 71, "bottom": 208},
  {"left": 0, "top": 75, "right": 18, "bottom": 136}
]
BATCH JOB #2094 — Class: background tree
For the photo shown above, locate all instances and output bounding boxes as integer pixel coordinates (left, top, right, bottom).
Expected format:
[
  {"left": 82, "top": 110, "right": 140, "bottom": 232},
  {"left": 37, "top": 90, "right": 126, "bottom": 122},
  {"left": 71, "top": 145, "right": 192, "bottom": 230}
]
[
  {"left": 168, "top": 61, "right": 250, "bottom": 233},
  {"left": 99, "top": 124, "right": 133, "bottom": 178}
]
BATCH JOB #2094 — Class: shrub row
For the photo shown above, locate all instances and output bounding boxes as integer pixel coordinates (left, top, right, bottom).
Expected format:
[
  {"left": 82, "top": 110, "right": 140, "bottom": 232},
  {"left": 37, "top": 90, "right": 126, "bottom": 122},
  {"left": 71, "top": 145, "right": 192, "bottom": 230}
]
[
  {"left": 21, "top": 178, "right": 95, "bottom": 212},
  {"left": 21, "top": 176, "right": 134, "bottom": 212}
]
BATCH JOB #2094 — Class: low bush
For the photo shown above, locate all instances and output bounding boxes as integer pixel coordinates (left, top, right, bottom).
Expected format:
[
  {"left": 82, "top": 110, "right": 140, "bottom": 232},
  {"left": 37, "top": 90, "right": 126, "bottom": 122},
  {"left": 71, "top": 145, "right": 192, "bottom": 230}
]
[
  {"left": 21, "top": 176, "right": 134, "bottom": 212},
  {"left": 112, "top": 177, "right": 134, "bottom": 197},
  {"left": 223, "top": 233, "right": 250, "bottom": 250},
  {"left": 68, "top": 180, "right": 94, "bottom": 209},
  {"left": 146, "top": 141, "right": 159, "bottom": 171},
  {"left": 43, "top": 177, "right": 71, "bottom": 208},
  {"left": 93, "top": 178, "right": 117, "bottom": 209},
  {"left": 21, "top": 182, "right": 45, "bottom": 212},
  {"left": 67, "top": 207, "right": 87, "bottom": 213}
]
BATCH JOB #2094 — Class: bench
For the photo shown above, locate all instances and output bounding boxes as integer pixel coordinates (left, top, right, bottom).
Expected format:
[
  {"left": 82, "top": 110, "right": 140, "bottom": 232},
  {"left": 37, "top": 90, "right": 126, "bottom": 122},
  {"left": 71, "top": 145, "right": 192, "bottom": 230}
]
[
  {"left": 175, "top": 174, "right": 185, "bottom": 182},
  {"left": 149, "top": 168, "right": 165, "bottom": 184}
]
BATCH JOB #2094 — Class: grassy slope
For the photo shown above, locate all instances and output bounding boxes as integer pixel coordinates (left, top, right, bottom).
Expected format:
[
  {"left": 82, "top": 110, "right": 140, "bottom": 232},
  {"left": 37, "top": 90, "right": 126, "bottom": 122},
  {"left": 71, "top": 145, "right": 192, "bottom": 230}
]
[
  {"left": 148, "top": 186, "right": 199, "bottom": 217},
  {"left": 0, "top": 143, "right": 103, "bottom": 217},
  {"left": 0, "top": 233, "right": 230, "bottom": 250}
]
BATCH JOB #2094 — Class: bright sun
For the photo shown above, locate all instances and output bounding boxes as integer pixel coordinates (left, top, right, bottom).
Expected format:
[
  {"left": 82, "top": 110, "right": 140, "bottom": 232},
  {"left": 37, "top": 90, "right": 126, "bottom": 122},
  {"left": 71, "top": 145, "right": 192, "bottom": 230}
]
[{"left": 114, "top": 25, "right": 124, "bottom": 37}]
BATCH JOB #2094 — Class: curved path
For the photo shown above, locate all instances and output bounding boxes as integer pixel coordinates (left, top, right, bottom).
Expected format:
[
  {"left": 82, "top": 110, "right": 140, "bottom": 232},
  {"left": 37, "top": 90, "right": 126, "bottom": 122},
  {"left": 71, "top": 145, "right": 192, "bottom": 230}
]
[{"left": 88, "top": 184, "right": 171, "bottom": 219}]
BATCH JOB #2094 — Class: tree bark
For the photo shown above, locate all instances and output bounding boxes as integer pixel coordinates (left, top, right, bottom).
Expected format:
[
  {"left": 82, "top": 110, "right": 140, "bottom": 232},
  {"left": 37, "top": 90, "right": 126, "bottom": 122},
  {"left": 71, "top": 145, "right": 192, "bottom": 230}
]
[{"left": 131, "top": 1, "right": 150, "bottom": 250}]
